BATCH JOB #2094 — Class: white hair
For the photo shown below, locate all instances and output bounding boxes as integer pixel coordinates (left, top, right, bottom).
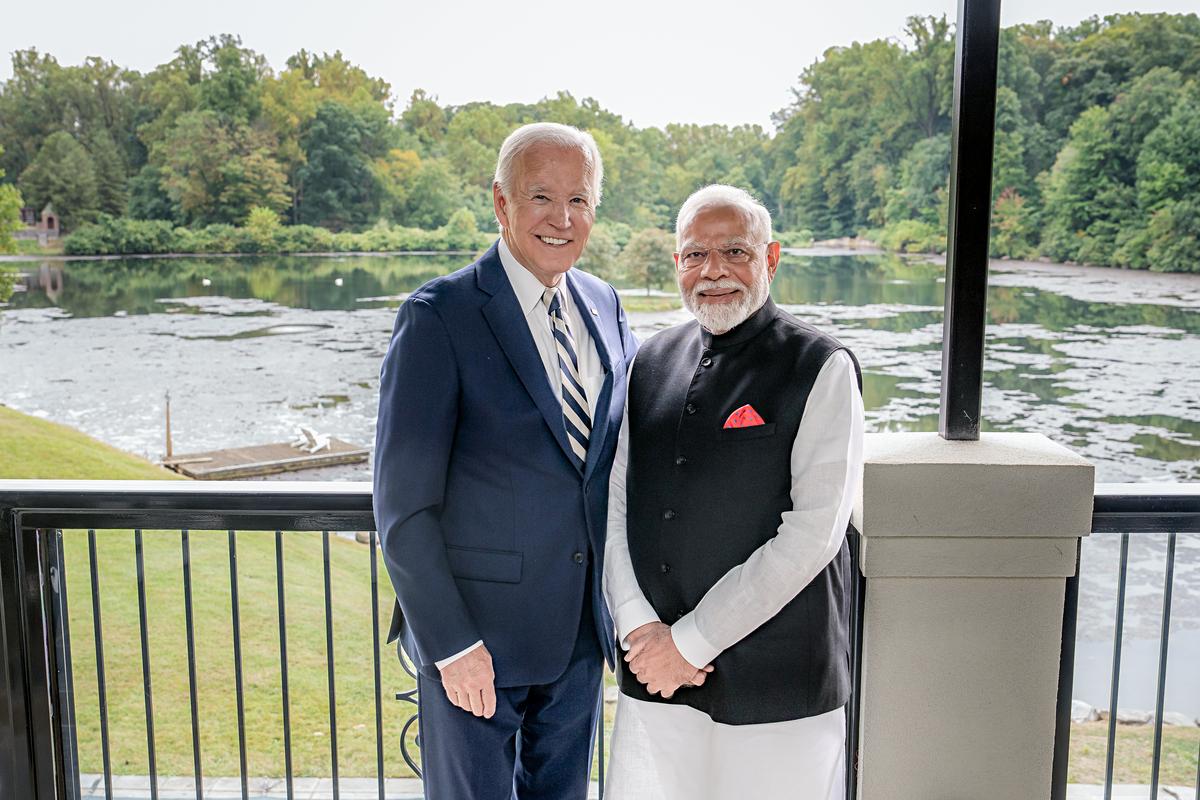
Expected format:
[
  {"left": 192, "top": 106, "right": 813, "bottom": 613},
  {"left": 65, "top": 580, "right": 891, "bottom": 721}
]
[
  {"left": 494, "top": 122, "right": 604, "bottom": 207},
  {"left": 675, "top": 184, "right": 772, "bottom": 248}
]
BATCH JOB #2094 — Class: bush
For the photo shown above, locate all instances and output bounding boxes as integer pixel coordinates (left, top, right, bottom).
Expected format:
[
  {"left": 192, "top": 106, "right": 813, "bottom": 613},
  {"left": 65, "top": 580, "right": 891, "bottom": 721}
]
[
  {"left": 878, "top": 219, "right": 945, "bottom": 253},
  {"left": 62, "top": 215, "right": 493, "bottom": 256},
  {"left": 776, "top": 229, "right": 815, "bottom": 248}
]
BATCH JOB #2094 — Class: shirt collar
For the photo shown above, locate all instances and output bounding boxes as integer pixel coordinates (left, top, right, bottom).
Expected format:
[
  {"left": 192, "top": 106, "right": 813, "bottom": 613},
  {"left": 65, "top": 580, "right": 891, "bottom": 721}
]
[{"left": 498, "top": 237, "right": 569, "bottom": 316}]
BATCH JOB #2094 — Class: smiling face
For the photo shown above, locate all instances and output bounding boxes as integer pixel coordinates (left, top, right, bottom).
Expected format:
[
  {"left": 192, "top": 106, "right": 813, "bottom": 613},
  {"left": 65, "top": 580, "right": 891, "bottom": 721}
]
[
  {"left": 493, "top": 144, "right": 595, "bottom": 287},
  {"left": 675, "top": 204, "right": 780, "bottom": 333}
]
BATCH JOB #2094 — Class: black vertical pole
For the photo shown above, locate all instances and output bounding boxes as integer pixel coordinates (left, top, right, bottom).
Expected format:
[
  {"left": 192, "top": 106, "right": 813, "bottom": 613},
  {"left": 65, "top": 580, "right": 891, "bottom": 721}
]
[
  {"left": 0, "top": 510, "right": 36, "bottom": 800},
  {"left": 939, "top": 0, "right": 1002, "bottom": 440}
]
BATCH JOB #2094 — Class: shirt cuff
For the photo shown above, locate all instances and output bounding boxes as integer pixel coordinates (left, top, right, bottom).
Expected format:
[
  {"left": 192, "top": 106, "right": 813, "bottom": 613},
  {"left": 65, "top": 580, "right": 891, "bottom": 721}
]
[
  {"left": 435, "top": 640, "right": 483, "bottom": 671},
  {"left": 671, "top": 612, "right": 720, "bottom": 670},
  {"left": 612, "top": 598, "right": 661, "bottom": 649}
]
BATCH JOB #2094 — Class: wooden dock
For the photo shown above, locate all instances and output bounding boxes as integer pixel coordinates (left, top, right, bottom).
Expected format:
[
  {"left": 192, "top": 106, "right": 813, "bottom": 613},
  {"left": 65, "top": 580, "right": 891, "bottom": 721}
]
[{"left": 163, "top": 438, "right": 369, "bottom": 480}]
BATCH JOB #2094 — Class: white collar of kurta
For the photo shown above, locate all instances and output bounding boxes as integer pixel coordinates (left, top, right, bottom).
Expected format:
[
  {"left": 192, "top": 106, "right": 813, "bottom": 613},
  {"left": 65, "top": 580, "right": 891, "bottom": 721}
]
[{"left": 497, "top": 236, "right": 573, "bottom": 317}]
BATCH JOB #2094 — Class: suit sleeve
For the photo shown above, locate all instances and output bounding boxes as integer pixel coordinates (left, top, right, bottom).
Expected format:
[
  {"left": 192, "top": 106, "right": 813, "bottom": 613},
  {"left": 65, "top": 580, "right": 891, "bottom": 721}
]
[{"left": 373, "top": 296, "right": 480, "bottom": 664}]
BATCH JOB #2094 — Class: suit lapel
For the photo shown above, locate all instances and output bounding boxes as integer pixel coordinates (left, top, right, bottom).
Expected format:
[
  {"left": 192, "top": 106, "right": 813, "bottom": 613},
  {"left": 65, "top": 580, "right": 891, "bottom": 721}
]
[
  {"left": 477, "top": 245, "right": 579, "bottom": 471},
  {"left": 566, "top": 273, "right": 615, "bottom": 483}
]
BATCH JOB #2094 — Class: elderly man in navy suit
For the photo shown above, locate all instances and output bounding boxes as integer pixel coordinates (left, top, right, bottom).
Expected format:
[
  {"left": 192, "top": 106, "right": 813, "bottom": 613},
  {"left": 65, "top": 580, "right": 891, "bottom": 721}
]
[{"left": 373, "top": 122, "right": 635, "bottom": 799}]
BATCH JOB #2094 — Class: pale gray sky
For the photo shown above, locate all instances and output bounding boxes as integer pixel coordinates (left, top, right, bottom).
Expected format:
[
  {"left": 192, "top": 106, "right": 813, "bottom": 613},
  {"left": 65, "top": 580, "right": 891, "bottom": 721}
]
[{"left": 2, "top": 0, "right": 1195, "bottom": 130}]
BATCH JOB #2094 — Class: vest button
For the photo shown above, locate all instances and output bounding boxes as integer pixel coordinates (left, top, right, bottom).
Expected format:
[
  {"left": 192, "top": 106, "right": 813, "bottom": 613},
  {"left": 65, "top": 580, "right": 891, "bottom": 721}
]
[
  {"left": 676, "top": 610, "right": 685, "bottom": 620},
  {"left": 662, "top": 509, "right": 676, "bottom": 520},
  {"left": 660, "top": 563, "right": 671, "bottom": 573},
  {"left": 674, "top": 455, "right": 688, "bottom": 466},
  {"left": 685, "top": 403, "right": 697, "bottom": 414},
  {"left": 700, "top": 356, "right": 713, "bottom": 367},
  {"left": 572, "top": 551, "right": 585, "bottom": 564}
]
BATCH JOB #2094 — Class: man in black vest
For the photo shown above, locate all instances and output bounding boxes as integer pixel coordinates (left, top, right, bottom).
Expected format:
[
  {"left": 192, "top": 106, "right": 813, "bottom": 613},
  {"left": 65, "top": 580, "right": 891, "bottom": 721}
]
[{"left": 603, "top": 184, "right": 864, "bottom": 799}]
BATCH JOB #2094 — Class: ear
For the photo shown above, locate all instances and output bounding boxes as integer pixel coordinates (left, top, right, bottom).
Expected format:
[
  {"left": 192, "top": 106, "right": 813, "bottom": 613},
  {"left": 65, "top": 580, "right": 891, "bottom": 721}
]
[
  {"left": 765, "top": 241, "right": 781, "bottom": 280},
  {"left": 493, "top": 182, "right": 509, "bottom": 229}
]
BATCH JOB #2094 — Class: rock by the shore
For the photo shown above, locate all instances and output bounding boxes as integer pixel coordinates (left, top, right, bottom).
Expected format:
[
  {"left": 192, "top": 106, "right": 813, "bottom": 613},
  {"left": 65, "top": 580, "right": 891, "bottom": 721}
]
[
  {"left": 1161, "top": 711, "right": 1198, "bottom": 727},
  {"left": 1116, "top": 709, "right": 1153, "bottom": 725},
  {"left": 1071, "top": 700, "right": 1099, "bottom": 723}
]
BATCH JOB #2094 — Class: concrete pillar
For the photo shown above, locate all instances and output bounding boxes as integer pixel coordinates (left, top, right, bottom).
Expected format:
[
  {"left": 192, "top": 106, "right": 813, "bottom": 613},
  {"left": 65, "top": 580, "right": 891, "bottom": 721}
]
[{"left": 852, "top": 432, "right": 1093, "bottom": 800}]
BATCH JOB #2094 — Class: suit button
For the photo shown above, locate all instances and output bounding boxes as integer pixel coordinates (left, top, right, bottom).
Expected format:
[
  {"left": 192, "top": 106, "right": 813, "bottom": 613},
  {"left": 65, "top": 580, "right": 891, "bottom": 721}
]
[
  {"left": 676, "top": 610, "right": 685, "bottom": 620},
  {"left": 674, "top": 455, "right": 688, "bottom": 466},
  {"left": 660, "top": 563, "right": 671, "bottom": 573},
  {"left": 662, "top": 509, "right": 676, "bottom": 520},
  {"left": 572, "top": 552, "right": 585, "bottom": 564},
  {"left": 700, "top": 357, "right": 713, "bottom": 367},
  {"left": 685, "top": 403, "right": 697, "bottom": 415}
]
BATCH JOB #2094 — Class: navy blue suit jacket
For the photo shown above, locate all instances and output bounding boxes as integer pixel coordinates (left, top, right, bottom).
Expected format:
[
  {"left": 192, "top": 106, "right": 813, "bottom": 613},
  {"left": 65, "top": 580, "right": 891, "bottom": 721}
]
[{"left": 373, "top": 242, "right": 635, "bottom": 687}]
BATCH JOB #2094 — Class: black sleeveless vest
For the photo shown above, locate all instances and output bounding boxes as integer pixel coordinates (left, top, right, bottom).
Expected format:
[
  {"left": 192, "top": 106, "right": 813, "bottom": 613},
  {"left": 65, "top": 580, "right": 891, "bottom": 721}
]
[{"left": 619, "top": 298, "right": 861, "bottom": 725}]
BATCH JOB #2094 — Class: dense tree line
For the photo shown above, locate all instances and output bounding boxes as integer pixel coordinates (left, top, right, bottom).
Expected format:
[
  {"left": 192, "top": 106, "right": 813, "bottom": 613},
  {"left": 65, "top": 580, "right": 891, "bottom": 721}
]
[{"left": 1, "top": 14, "right": 1197, "bottom": 271}]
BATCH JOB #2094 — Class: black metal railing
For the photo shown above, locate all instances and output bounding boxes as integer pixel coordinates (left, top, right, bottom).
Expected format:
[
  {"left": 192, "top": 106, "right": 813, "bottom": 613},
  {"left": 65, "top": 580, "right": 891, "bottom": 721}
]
[
  {"left": 0, "top": 483, "right": 408, "bottom": 800},
  {"left": 1052, "top": 484, "right": 1200, "bottom": 800},
  {"left": 0, "top": 482, "right": 654, "bottom": 800}
]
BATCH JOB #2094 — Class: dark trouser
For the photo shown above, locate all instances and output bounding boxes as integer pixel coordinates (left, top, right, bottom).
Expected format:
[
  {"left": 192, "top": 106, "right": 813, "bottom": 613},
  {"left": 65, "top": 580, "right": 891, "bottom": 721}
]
[{"left": 416, "top": 600, "right": 602, "bottom": 800}]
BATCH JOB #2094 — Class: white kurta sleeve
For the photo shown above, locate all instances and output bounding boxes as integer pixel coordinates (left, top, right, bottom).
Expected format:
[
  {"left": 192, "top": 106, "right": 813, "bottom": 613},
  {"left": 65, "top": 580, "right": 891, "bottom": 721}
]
[
  {"left": 604, "top": 390, "right": 662, "bottom": 649},
  {"left": 671, "top": 350, "right": 864, "bottom": 669}
]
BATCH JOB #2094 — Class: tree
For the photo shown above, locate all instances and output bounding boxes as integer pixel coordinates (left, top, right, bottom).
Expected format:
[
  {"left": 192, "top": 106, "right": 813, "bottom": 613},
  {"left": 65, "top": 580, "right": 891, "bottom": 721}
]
[
  {"left": 88, "top": 130, "right": 127, "bottom": 215},
  {"left": 296, "top": 101, "right": 386, "bottom": 229},
  {"left": 0, "top": 145, "right": 22, "bottom": 260},
  {"left": 577, "top": 224, "right": 621, "bottom": 281},
  {"left": 18, "top": 131, "right": 100, "bottom": 230},
  {"left": 619, "top": 228, "right": 676, "bottom": 294},
  {"left": 152, "top": 110, "right": 289, "bottom": 225}
]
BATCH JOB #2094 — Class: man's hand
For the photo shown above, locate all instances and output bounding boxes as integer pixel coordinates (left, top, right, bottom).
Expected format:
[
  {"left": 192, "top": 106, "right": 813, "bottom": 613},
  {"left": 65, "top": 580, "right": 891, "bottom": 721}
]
[
  {"left": 624, "top": 622, "right": 713, "bottom": 698},
  {"left": 438, "top": 645, "right": 496, "bottom": 718}
]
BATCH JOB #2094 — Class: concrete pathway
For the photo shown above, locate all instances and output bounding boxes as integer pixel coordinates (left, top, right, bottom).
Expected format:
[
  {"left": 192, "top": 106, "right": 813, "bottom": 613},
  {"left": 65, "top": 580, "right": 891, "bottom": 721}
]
[{"left": 78, "top": 774, "right": 604, "bottom": 799}]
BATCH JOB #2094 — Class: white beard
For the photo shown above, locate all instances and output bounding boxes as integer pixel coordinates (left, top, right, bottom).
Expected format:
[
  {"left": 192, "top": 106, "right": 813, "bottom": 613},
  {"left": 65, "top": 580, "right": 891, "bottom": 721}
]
[{"left": 680, "top": 267, "right": 772, "bottom": 335}]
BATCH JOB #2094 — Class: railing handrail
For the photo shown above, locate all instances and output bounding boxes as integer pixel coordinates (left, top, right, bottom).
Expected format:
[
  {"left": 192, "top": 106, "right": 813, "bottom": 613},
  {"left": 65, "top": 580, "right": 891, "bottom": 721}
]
[{"left": 2, "top": 479, "right": 1195, "bottom": 533}]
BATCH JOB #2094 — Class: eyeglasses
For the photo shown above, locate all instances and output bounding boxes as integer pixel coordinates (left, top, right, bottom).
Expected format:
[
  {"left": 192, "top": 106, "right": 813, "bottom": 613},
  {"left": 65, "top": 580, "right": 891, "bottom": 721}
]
[{"left": 675, "top": 243, "right": 769, "bottom": 271}]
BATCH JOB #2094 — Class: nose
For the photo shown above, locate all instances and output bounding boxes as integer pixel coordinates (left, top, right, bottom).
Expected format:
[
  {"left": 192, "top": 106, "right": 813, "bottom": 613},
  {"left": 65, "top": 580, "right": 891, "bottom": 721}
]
[
  {"left": 698, "top": 252, "right": 728, "bottom": 280},
  {"left": 549, "top": 201, "right": 571, "bottom": 229}
]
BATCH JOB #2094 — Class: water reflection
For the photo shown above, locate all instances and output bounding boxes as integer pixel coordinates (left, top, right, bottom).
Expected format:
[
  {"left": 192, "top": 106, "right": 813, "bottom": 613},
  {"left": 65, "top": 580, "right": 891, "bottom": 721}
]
[{"left": 2, "top": 251, "right": 1197, "bottom": 485}]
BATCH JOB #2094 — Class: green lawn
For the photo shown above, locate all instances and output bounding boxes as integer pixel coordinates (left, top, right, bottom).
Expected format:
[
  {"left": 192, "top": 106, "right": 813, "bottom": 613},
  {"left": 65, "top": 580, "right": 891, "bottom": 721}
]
[
  {"left": 1069, "top": 720, "right": 1200, "bottom": 786},
  {"left": 0, "top": 405, "right": 181, "bottom": 480}
]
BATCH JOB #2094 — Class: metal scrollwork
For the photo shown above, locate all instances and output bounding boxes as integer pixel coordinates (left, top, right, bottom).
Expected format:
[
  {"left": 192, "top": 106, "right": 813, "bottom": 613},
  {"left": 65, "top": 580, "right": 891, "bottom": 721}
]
[{"left": 394, "top": 639, "right": 422, "bottom": 777}]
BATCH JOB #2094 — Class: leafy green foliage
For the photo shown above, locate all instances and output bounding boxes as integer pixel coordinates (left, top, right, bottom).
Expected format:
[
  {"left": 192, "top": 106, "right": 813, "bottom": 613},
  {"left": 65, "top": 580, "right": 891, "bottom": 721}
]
[
  {"left": 18, "top": 131, "right": 100, "bottom": 230},
  {"left": 619, "top": 228, "right": 676, "bottom": 293},
  {"left": 6, "top": 13, "right": 1200, "bottom": 269}
]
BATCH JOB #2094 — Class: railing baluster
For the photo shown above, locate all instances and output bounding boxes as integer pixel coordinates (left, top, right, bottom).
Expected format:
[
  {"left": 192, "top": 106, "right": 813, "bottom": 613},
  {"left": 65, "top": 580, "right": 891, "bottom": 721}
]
[
  {"left": 596, "top": 690, "right": 605, "bottom": 800},
  {"left": 370, "top": 530, "right": 385, "bottom": 800},
  {"left": 1148, "top": 533, "right": 1177, "bottom": 798},
  {"left": 227, "top": 530, "right": 248, "bottom": 800},
  {"left": 1103, "top": 533, "right": 1130, "bottom": 800},
  {"left": 52, "top": 530, "right": 82, "bottom": 800},
  {"left": 134, "top": 530, "right": 159, "bottom": 800},
  {"left": 88, "top": 530, "right": 113, "bottom": 800},
  {"left": 181, "top": 530, "right": 203, "bottom": 800},
  {"left": 275, "top": 530, "right": 295, "bottom": 800},
  {"left": 323, "top": 531, "right": 340, "bottom": 800}
]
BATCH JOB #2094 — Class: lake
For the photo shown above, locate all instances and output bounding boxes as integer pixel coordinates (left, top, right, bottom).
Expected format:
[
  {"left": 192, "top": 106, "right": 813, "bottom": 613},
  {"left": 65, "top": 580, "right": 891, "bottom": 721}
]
[{"left": 1, "top": 249, "right": 1198, "bottom": 715}]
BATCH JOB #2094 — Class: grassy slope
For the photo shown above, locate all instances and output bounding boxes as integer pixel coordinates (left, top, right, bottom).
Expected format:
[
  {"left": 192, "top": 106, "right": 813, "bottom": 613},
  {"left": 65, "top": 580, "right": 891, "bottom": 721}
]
[{"left": 1, "top": 405, "right": 417, "bottom": 777}]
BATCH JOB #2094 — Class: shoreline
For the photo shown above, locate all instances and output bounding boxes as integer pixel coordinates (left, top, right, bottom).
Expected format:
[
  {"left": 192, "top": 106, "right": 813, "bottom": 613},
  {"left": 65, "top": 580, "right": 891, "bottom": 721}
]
[{"left": 0, "top": 249, "right": 482, "bottom": 264}]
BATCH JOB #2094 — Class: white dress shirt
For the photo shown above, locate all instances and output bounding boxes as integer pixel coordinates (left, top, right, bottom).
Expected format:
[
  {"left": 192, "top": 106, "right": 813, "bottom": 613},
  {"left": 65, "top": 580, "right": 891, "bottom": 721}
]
[
  {"left": 435, "top": 238, "right": 603, "bottom": 670},
  {"left": 602, "top": 348, "right": 863, "bottom": 798}
]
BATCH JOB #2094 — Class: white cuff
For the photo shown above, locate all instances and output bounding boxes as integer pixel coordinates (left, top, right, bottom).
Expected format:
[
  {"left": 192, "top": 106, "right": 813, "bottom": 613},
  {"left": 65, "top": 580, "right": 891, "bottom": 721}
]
[
  {"left": 671, "top": 612, "right": 720, "bottom": 670},
  {"left": 612, "top": 597, "right": 661, "bottom": 649},
  {"left": 435, "top": 640, "right": 483, "bottom": 671}
]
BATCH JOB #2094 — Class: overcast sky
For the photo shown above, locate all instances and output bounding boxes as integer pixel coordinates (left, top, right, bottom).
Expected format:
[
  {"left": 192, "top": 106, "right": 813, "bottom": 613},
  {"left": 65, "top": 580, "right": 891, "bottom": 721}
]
[{"left": 2, "top": 0, "right": 1195, "bottom": 130}]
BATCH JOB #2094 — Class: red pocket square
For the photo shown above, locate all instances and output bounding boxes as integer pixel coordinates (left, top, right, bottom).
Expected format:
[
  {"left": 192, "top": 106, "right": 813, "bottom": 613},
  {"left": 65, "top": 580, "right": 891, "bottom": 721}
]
[{"left": 723, "top": 404, "right": 766, "bottom": 429}]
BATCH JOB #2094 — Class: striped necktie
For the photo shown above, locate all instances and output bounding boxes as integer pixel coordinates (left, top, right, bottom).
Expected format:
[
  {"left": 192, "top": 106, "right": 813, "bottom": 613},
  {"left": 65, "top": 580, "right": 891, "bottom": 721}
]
[{"left": 543, "top": 286, "right": 590, "bottom": 469}]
